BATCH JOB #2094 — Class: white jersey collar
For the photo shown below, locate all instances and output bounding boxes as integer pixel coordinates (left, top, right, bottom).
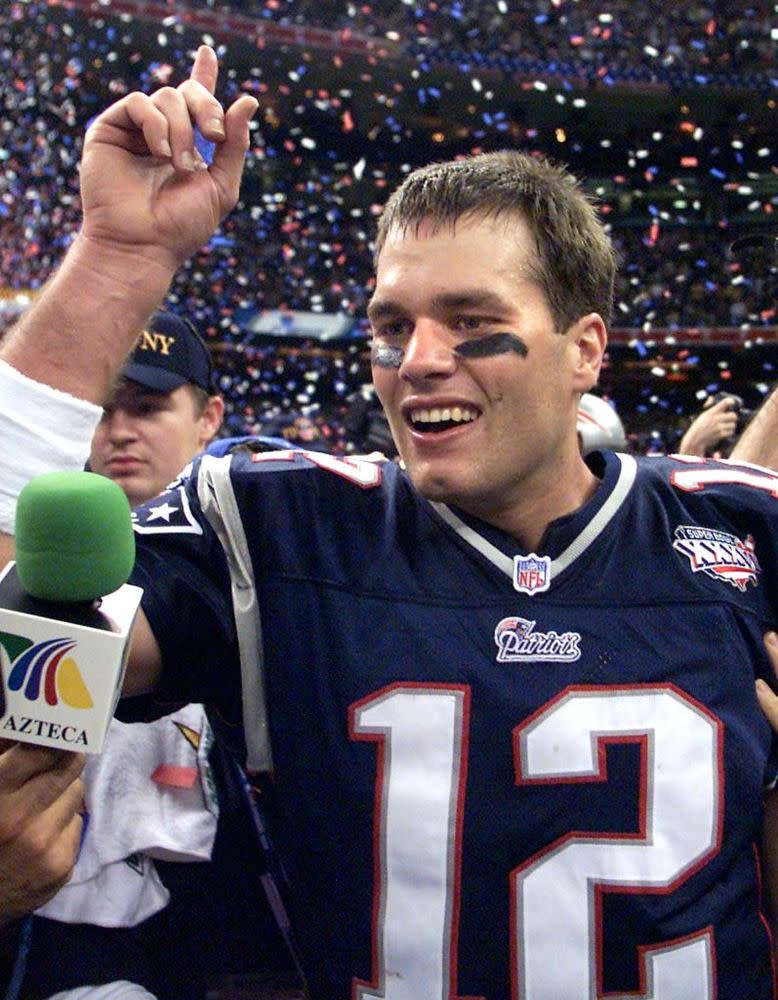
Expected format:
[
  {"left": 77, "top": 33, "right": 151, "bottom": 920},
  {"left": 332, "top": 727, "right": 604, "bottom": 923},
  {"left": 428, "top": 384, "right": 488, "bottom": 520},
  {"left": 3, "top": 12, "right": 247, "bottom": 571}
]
[{"left": 429, "top": 453, "right": 638, "bottom": 587}]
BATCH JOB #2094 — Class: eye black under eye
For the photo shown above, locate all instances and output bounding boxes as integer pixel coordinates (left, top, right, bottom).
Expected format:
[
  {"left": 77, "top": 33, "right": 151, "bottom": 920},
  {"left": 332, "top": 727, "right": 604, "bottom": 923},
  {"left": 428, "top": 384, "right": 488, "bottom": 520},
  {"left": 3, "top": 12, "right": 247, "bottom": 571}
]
[
  {"left": 455, "top": 332, "right": 529, "bottom": 359},
  {"left": 371, "top": 343, "right": 405, "bottom": 369}
]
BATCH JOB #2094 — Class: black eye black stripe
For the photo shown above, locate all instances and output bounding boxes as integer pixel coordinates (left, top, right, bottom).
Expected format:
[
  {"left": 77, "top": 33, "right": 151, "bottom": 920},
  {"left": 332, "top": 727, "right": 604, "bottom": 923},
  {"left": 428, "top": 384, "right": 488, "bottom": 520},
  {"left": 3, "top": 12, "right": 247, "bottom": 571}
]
[
  {"left": 455, "top": 332, "right": 528, "bottom": 358},
  {"left": 371, "top": 331, "right": 528, "bottom": 368}
]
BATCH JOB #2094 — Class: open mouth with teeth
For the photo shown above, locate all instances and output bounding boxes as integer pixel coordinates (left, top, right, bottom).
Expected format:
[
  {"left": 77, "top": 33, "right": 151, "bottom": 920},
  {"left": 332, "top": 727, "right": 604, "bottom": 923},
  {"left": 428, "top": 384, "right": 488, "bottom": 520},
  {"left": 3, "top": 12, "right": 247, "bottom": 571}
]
[{"left": 408, "top": 405, "right": 480, "bottom": 432}]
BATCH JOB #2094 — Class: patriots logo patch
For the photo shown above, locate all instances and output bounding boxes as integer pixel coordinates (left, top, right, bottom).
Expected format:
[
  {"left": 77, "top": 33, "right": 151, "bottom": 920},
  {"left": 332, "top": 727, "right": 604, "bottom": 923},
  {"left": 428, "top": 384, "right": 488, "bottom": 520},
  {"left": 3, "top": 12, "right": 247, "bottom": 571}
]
[
  {"left": 494, "top": 617, "right": 581, "bottom": 663},
  {"left": 672, "top": 524, "right": 760, "bottom": 592},
  {"left": 132, "top": 485, "right": 202, "bottom": 536}
]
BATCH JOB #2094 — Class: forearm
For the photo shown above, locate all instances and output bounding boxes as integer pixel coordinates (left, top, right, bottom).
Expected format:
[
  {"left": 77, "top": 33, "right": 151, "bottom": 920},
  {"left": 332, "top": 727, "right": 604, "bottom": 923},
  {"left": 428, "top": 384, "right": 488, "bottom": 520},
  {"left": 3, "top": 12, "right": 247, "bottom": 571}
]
[
  {"left": 731, "top": 389, "right": 778, "bottom": 469},
  {"left": 0, "top": 233, "right": 176, "bottom": 404},
  {"left": 677, "top": 425, "right": 706, "bottom": 456},
  {"left": 0, "top": 233, "right": 173, "bottom": 562},
  {"left": 0, "top": 351, "right": 105, "bottom": 539}
]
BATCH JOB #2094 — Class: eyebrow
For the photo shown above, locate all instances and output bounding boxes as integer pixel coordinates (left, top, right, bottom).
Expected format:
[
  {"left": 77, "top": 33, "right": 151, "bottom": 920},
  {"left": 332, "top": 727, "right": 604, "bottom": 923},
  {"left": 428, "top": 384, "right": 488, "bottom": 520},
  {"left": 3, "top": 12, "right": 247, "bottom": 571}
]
[{"left": 367, "top": 289, "right": 512, "bottom": 323}]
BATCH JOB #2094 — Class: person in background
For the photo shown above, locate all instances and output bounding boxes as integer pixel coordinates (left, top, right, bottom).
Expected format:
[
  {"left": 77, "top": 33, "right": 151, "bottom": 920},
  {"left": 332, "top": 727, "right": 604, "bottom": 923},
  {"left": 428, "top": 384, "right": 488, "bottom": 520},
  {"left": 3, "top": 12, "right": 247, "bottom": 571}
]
[
  {"left": 342, "top": 384, "right": 398, "bottom": 458},
  {"left": 731, "top": 389, "right": 778, "bottom": 470},
  {"left": 677, "top": 392, "right": 743, "bottom": 458},
  {"left": 21, "top": 313, "right": 296, "bottom": 1000},
  {"left": 275, "top": 412, "right": 331, "bottom": 453},
  {"left": 88, "top": 311, "right": 224, "bottom": 506}
]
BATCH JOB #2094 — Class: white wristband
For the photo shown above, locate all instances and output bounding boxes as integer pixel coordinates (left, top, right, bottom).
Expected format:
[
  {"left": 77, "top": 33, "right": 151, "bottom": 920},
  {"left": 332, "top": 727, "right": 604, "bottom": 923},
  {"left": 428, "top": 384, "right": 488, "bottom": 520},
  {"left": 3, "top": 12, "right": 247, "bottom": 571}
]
[{"left": 0, "top": 359, "right": 103, "bottom": 533}]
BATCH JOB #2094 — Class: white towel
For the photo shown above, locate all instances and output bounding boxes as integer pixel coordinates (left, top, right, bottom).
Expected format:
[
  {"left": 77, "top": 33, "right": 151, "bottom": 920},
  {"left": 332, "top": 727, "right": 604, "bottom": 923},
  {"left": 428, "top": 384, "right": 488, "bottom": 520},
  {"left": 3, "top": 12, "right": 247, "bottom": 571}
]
[{"left": 37, "top": 704, "right": 219, "bottom": 928}]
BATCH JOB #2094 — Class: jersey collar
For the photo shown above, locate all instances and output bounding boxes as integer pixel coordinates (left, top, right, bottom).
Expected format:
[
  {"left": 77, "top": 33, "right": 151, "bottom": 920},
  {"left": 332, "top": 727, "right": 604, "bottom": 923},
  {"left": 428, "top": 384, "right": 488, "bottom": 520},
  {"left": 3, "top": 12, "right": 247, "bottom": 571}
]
[{"left": 428, "top": 452, "right": 637, "bottom": 588}]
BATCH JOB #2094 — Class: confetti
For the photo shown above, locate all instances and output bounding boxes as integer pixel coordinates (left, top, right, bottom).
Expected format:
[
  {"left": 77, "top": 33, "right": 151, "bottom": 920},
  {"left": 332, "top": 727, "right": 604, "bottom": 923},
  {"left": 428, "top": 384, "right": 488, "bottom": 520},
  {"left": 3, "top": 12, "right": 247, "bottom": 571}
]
[{"left": 1, "top": 1, "right": 775, "bottom": 452}]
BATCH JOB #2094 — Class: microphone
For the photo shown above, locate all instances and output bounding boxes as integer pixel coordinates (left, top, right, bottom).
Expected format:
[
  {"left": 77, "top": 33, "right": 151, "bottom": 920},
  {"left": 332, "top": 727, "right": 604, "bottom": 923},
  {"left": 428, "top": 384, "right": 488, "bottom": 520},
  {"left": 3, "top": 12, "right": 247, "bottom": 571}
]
[
  {"left": 0, "top": 471, "right": 144, "bottom": 752},
  {"left": 16, "top": 471, "right": 135, "bottom": 603}
]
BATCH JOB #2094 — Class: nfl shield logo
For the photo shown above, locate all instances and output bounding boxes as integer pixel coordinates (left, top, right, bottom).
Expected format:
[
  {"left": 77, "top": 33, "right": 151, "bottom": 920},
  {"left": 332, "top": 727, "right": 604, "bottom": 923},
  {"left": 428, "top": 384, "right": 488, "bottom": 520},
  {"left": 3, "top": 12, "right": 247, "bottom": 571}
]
[{"left": 512, "top": 554, "right": 552, "bottom": 595}]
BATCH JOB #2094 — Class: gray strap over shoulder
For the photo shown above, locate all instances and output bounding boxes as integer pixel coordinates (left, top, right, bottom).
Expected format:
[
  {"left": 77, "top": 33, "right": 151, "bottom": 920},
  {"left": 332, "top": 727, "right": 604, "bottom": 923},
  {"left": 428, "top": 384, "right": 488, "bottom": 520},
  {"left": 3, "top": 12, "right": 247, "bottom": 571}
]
[{"left": 196, "top": 454, "right": 272, "bottom": 773}]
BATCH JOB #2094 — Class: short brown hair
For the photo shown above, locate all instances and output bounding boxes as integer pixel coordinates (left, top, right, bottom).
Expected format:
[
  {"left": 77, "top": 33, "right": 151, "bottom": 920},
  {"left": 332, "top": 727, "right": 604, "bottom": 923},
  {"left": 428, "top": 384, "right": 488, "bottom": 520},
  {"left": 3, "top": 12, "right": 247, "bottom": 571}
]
[
  {"left": 375, "top": 150, "right": 616, "bottom": 331},
  {"left": 185, "top": 383, "right": 211, "bottom": 417}
]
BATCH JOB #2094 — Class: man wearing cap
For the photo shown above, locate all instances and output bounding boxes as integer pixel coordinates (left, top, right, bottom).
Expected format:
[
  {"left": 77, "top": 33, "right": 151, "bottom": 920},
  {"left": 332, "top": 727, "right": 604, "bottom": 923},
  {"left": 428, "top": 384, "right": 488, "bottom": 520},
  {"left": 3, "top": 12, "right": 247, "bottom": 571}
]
[
  {"left": 0, "top": 308, "right": 224, "bottom": 1000},
  {"left": 26, "top": 312, "right": 229, "bottom": 998},
  {"left": 89, "top": 311, "right": 224, "bottom": 508},
  {"left": 23, "top": 315, "right": 297, "bottom": 998}
]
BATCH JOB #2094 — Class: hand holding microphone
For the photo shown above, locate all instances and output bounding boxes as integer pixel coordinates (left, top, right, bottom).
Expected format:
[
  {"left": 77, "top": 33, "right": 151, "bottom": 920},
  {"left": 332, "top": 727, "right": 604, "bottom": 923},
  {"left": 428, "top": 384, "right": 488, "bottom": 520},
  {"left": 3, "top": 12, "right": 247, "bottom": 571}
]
[
  {"left": 0, "top": 472, "right": 143, "bottom": 753},
  {"left": 0, "top": 739, "right": 86, "bottom": 926}
]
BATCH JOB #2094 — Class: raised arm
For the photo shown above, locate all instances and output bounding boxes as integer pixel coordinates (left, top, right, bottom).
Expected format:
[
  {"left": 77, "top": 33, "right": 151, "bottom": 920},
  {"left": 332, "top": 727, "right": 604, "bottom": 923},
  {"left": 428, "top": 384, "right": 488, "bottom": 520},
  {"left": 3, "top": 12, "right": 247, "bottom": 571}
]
[
  {"left": 0, "top": 45, "right": 257, "bottom": 403},
  {"left": 0, "top": 47, "right": 254, "bottom": 685},
  {"left": 730, "top": 387, "right": 778, "bottom": 469}
]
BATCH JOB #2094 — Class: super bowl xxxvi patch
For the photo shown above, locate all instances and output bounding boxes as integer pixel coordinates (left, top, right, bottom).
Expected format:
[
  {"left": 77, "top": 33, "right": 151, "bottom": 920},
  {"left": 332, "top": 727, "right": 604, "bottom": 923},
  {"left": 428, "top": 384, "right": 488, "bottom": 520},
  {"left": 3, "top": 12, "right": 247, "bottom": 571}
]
[{"left": 672, "top": 524, "right": 760, "bottom": 592}]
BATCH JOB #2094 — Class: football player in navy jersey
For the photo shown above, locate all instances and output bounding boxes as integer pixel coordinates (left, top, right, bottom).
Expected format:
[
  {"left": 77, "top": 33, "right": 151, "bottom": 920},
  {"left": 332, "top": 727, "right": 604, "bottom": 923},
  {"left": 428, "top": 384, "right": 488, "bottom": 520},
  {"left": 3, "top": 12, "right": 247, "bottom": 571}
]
[{"left": 4, "top": 47, "right": 778, "bottom": 1000}]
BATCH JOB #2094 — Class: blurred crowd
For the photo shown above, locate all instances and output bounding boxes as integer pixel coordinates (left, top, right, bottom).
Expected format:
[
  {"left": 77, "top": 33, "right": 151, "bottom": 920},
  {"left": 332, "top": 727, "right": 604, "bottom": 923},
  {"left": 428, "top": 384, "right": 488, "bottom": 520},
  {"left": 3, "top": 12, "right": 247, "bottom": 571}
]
[
  {"left": 1, "top": 0, "right": 777, "bottom": 451},
  {"left": 189, "top": 0, "right": 776, "bottom": 86}
]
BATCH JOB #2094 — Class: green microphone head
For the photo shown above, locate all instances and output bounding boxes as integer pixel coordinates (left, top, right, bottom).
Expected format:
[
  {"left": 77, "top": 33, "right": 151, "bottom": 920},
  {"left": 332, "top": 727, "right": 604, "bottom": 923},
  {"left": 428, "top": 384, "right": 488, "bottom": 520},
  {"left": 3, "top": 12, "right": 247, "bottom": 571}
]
[{"left": 15, "top": 471, "right": 135, "bottom": 602}]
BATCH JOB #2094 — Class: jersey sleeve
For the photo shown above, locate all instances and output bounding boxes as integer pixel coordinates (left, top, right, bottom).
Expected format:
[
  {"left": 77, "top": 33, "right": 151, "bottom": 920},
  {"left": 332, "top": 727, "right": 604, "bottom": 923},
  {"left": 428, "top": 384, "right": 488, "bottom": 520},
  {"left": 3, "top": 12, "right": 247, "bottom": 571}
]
[
  {"left": 129, "top": 468, "right": 242, "bottom": 725},
  {"left": 659, "top": 455, "right": 778, "bottom": 786}
]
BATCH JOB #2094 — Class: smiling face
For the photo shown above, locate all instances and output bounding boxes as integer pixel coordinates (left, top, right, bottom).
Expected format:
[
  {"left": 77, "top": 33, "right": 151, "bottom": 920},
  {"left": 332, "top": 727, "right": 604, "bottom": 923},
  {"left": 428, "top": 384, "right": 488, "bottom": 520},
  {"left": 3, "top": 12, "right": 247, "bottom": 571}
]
[{"left": 369, "top": 212, "right": 606, "bottom": 545}]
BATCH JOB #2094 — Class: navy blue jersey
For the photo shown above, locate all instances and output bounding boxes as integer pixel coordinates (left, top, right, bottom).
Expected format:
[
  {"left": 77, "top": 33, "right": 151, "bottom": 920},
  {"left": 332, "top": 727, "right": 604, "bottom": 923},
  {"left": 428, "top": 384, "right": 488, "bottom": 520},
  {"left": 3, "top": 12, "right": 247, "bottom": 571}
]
[{"left": 131, "top": 448, "right": 778, "bottom": 1000}]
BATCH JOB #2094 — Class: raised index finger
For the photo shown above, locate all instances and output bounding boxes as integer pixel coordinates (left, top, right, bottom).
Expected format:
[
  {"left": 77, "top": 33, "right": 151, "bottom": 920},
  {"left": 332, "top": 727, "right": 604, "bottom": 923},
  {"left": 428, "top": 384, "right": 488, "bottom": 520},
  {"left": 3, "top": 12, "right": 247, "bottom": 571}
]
[
  {"left": 189, "top": 45, "right": 219, "bottom": 95},
  {"left": 177, "top": 46, "right": 228, "bottom": 145}
]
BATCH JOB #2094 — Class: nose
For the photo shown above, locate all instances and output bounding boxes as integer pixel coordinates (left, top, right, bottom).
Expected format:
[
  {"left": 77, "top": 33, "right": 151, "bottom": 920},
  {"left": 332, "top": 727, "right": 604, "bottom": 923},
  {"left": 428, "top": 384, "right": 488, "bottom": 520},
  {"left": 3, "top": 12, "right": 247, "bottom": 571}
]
[
  {"left": 398, "top": 320, "right": 458, "bottom": 383},
  {"left": 103, "top": 409, "right": 139, "bottom": 445}
]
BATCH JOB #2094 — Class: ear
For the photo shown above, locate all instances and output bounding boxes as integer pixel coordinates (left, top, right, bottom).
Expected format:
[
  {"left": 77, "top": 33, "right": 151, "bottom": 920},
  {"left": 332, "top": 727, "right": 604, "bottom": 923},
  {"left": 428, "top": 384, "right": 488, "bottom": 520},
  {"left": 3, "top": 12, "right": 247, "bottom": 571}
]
[
  {"left": 198, "top": 394, "right": 225, "bottom": 447},
  {"left": 570, "top": 313, "right": 607, "bottom": 393}
]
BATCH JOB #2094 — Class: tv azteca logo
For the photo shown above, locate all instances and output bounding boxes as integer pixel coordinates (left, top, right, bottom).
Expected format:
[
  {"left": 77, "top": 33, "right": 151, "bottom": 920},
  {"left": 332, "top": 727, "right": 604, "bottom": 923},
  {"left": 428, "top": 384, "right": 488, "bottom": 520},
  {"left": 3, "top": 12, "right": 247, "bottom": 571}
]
[{"left": 0, "top": 632, "right": 93, "bottom": 709}]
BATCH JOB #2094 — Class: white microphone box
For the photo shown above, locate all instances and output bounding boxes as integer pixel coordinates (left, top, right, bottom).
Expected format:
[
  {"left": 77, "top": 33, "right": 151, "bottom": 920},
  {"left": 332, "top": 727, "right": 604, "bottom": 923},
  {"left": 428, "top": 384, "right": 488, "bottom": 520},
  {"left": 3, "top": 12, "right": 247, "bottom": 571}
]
[{"left": 0, "top": 561, "right": 143, "bottom": 753}]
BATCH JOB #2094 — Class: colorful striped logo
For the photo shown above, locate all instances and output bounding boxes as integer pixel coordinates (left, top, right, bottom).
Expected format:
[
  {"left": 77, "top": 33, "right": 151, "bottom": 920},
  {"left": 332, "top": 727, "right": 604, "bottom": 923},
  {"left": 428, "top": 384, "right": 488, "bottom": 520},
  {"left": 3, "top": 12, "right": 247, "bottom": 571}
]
[{"left": 0, "top": 632, "right": 93, "bottom": 709}]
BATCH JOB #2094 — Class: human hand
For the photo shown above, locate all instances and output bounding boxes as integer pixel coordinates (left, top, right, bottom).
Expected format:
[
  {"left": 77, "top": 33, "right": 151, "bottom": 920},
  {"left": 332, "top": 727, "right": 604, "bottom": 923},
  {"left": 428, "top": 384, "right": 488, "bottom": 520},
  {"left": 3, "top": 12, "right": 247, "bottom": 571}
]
[
  {"left": 0, "top": 742, "right": 86, "bottom": 926},
  {"left": 677, "top": 395, "right": 740, "bottom": 457},
  {"left": 78, "top": 45, "right": 258, "bottom": 273},
  {"left": 731, "top": 386, "right": 778, "bottom": 470},
  {"left": 757, "top": 632, "right": 778, "bottom": 734}
]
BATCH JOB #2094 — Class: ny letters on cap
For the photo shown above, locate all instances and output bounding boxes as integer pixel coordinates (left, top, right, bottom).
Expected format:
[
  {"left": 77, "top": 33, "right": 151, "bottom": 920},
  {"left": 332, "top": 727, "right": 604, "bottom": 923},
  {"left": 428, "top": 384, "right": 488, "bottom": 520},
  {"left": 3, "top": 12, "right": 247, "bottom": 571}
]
[{"left": 122, "top": 312, "right": 214, "bottom": 393}]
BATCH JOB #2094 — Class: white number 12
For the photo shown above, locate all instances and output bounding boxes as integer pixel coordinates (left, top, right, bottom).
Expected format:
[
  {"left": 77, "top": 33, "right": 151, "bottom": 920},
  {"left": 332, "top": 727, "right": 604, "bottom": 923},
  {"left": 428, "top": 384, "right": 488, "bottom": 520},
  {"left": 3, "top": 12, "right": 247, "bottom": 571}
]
[{"left": 350, "top": 683, "right": 720, "bottom": 1000}]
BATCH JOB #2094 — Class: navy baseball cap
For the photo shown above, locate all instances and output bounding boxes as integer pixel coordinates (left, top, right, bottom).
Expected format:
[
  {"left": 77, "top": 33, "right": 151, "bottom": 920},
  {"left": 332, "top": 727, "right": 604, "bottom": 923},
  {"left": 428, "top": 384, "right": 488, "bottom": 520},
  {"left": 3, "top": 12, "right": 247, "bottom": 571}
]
[{"left": 122, "top": 312, "right": 214, "bottom": 393}]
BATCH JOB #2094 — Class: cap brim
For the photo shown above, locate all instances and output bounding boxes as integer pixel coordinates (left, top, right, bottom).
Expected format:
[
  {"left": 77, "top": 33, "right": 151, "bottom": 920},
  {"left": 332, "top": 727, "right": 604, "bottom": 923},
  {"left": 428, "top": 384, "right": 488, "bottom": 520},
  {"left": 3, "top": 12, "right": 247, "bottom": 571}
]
[{"left": 122, "top": 362, "right": 188, "bottom": 393}]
